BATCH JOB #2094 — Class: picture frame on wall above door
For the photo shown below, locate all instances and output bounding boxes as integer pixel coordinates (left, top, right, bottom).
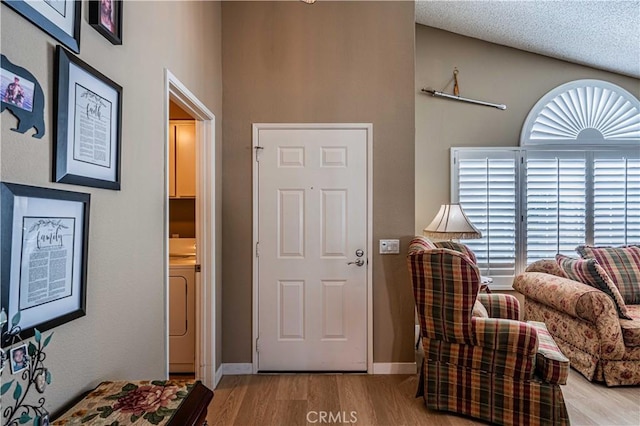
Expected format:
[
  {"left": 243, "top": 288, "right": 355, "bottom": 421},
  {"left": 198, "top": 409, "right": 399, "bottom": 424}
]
[
  {"left": 2, "top": 0, "right": 81, "bottom": 53},
  {"left": 88, "top": 0, "right": 123, "bottom": 45},
  {"left": 54, "top": 45, "right": 122, "bottom": 190}
]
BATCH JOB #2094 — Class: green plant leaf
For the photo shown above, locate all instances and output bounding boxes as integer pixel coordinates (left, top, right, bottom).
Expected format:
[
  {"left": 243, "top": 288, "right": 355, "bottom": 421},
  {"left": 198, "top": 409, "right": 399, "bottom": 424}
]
[
  {"left": 43, "top": 332, "right": 54, "bottom": 348},
  {"left": 151, "top": 380, "right": 167, "bottom": 386},
  {"left": 176, "top": 390, "right": 188, "bottom": 399},
  {"left": 18, "top": 413, "right": 31, "bottom": 424},
  {"left": 97, "top": 405, "right": 114, "bottom": 418},
  {"left": 28, "top": 341, "right": 36, "bottom": 357},
  {"left": 34, "top": 329, "right": 41, "bottom": 343},
  {"left": 155, "top": 407, "right": 174, "bottom": 417},
  {"left": 13, "top": 382, "right": 22, "bottom": 401},
  {"left": 11, "top": 311, "right": 20, "bottom": 327},
  {"left": 1, "top": 380, "right": 14, "bottom": 395},
  {"left": 130, "top": 414, "right": 141, "bottom": 423},
  {"left": 143, "top": 412, "right": 164, "bottom": 426},
  {"left": 122, "top": 383, "right": 138, "bottom": 392},
  {"left": 81, "top": 413, "right": 100, "bottom": 423},
  {"left": 46, "top": 369, "right": 52, "bottom": 384}
]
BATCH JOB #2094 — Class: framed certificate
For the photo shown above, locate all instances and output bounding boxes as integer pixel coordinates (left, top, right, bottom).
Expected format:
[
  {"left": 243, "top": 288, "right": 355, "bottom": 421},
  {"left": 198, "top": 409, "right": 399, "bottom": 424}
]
[
  {"left": 54, "top": 45, "right": 122, "bottom": 190},
  {"left": 1, "top": 182, "right": 90, "bottom": 346}
]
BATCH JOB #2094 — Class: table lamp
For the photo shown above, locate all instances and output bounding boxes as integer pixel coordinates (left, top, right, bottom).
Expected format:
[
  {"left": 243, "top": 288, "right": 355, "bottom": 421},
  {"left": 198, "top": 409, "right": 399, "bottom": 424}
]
[{"left": 423, "top": 203, "right": 482, "bottom": 240}]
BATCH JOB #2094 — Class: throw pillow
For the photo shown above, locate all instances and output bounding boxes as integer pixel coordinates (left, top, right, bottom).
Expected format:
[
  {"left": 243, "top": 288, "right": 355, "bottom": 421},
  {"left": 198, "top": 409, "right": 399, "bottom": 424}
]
[
  {"left": 576, "top": 245, "right": 640, "bottom": 305},
  {"left": 433, "top": 241, "right": 477, "bottom": 264},
  {"left": 556, "top": 254, "right": 631, "bottom": 320}
]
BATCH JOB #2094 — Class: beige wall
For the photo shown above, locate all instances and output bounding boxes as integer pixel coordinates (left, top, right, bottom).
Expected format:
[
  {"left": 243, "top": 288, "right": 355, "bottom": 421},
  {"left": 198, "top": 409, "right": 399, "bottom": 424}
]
[
  {"left": 415, "top": 25, "right": 640, "bottom": 234},
  {"left": 0, "top": 0, "right": 222, "bottom": 412},
  {"left": 221, "top": 1, "right": 416, "bottom": 364}
]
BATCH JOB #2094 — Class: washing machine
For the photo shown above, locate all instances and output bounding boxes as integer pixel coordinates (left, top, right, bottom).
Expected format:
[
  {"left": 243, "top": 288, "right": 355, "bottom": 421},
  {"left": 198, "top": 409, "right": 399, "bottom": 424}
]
[{"left": 169, "top": 238, "right": 196, "bottom": 373}]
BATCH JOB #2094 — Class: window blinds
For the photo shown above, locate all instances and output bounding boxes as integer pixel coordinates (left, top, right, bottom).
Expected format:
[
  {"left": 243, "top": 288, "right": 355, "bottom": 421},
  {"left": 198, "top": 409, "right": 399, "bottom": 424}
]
[
  {"left": 453, "top": 150, "right": 518, "bottom": 287},
  {"left": 525, "top": 153, "right": 586, "bottom": 264},
  {"left": 593, "top": 153, "right": 640, "bottom": 246},
  {"left": 451, "top": 147, "right": 639, "bottom": 289}
]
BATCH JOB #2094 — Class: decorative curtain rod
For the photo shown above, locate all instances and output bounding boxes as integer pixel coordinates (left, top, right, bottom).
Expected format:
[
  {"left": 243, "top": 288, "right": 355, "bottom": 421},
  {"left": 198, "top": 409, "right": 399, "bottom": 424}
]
[{"left": 421, "top": 88, "right": 507, "bottom": 110}]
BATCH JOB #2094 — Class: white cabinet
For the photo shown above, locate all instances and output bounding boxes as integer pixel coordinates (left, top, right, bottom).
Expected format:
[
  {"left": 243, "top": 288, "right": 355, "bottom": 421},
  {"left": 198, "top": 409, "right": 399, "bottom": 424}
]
[{"left": 169, "top": 121, "right": 196, "bottom": 198}]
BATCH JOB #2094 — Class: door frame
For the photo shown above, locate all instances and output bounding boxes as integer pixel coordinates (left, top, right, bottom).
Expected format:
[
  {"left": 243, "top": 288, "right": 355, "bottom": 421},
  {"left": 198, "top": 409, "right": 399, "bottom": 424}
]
[
  {"left": 164, "top": 69, "right": 217, "bottom": 388},
  {"left": 251, "top": 123, "right": 373, "bottom": 374}
]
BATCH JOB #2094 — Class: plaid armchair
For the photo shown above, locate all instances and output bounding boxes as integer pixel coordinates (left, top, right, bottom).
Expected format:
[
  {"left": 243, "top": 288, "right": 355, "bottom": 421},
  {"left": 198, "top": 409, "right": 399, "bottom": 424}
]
[{"left": 408, "top": 237, "right": 570, "bottom": 425}]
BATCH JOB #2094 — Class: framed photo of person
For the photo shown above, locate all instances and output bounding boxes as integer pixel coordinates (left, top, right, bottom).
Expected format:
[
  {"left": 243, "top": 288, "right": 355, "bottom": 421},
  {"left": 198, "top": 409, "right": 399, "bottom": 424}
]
[
  {"left": 54, "top": 45, "right": 122, "bottom": 190},
  {"left": 0, "top": 182, "right": 90, "bottom": 347},
  {"left": 1, "top": 0, "right": 81, "bottom": 53},
  {"left": 9, "top": 344, "right": 29, "bottom": 374},
  {"left": 88, "top": 0, "right": 122, "bottom": 45}
]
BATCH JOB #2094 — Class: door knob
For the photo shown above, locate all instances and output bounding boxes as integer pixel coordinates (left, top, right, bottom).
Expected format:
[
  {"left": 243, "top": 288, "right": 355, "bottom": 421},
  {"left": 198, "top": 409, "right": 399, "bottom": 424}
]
[{"left": 347, "top": 259, "right": 365, "bottom": 267}]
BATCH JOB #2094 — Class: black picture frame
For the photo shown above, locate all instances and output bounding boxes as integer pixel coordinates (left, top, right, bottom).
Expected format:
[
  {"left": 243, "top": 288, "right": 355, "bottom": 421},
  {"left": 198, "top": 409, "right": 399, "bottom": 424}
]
[
  {"left": 1, "top": 182, "right": 90, "bottom": 347},
  {"left": 88, "top": 0, "right": 122, "bottom": 45},
  {"left": 54, "top": 45, "right": 122, "bottom": 190},
  {"left": 2, "top": 0, "right": 81, "bottom": 53}
]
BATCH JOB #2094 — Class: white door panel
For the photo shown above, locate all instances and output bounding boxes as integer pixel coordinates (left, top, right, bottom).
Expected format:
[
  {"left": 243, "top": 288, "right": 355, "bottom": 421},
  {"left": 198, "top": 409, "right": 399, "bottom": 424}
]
[{"left": 256, "top": 126, "right": 368, "bottom": 371}]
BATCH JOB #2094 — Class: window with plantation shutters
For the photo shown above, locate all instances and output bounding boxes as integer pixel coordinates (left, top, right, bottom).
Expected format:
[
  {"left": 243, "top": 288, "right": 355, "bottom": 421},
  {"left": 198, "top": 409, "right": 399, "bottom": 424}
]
[
  {"left": 525, "top": 152, "right": 586, "bottom": 264},
  {"left": 451, "top": 147, "right": 639, "bottom": 290},
  {"left": 593, "top": 152, "right": 640, "bottom": 246},
  {"left": 452, "top": 149, "right": 518, "bottom": 289}
]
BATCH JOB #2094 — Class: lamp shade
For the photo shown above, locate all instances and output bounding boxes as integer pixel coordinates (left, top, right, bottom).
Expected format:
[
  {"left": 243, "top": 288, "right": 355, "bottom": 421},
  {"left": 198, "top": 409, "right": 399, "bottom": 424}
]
[{"left": 423, "top": 203, "right": 482, "bottom": 240}]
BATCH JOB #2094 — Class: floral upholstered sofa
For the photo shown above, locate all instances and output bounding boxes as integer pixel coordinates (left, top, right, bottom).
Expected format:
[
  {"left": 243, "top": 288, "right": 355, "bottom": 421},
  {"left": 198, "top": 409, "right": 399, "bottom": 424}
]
[{"left": 513, "top": 245, "right": 640, "bottom": 386}]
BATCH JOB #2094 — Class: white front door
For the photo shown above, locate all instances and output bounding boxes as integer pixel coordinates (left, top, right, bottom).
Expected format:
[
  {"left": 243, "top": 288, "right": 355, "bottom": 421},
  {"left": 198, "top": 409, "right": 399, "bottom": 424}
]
[{"left": 254, "top": 124, "right": 370, "bottom": 371}]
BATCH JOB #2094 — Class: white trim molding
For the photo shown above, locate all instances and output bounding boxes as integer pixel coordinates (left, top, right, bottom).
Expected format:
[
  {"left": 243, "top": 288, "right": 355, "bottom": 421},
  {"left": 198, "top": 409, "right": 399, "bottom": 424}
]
[
  {"left": 372, "top": 363, "right": 417, "bottom": 375},
  {"left": 222, "top": 363, "right": 254, "bottom": 375},
  {"left": 164, "top": 69, "right": 217, "bottom": 390}
]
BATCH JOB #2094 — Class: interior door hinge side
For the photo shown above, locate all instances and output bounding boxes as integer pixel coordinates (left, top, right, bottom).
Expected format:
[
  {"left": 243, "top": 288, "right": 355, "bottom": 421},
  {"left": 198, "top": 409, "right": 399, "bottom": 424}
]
[
  {"left": 256, "top": 337, "right": 260, "bottom": 353},
  {"left": 255, "top": 146, "right": 264, "bottom": 162},
  {"left": 256, "top": 241, "right": 259, "bottom": 257}
]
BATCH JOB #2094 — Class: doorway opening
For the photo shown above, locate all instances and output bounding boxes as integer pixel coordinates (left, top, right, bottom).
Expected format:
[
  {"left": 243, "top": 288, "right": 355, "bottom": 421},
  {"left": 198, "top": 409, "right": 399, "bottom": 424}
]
[{"left": 165, "top": 70, "right": 217, "bottom": 388}]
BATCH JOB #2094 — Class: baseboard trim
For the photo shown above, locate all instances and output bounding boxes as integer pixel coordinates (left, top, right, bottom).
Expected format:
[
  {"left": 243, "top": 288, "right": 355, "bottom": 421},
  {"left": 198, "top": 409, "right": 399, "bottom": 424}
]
[
  {"left": 372, "top": 362, "right": 417, "bottom": 374},
  {"left": 214, "top": 365, "right": 223, "bottom": 387},
  {"left": 221, "top": 363, "right": 253, "bottom": 375}
]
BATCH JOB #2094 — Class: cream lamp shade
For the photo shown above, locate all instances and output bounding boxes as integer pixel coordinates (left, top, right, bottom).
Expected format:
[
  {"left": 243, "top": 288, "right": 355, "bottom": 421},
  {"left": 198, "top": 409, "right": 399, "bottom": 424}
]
[{"left": 423, "top": 203, "right": 482, "bottom": 240}]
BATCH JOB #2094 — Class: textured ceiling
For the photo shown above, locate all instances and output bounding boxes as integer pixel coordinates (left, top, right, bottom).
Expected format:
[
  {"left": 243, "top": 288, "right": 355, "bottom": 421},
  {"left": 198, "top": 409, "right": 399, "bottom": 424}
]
[{"left": 415, "top": 0, "right": 640, "bottom": 79}]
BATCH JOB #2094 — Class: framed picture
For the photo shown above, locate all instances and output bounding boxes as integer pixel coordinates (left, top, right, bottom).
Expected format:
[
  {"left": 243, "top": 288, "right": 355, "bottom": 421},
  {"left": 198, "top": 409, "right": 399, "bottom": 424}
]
[
  {"left": 88, "top": 0, "right": 122, "bottom": 45},
  {"left": 1, "top": 182, "right": 90, "bottom": 347},
  {"left": 54, "top": 45, "right": 122, "bottom": 190},
  {"left": 9, "top": 344, "right": 29, "bottom": 374},
  {"left": 1, "top": 54, "right": 46, "bottom": 138},
  {"left": 2, "top": 0, "right": 81, "bottom": 53}
]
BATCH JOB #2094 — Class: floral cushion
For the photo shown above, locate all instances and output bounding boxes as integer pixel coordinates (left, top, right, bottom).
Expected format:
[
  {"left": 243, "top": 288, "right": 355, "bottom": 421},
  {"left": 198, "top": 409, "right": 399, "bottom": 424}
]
[
  {"left": 52, "top": 380, "right": 197, "bottom": 425},
  {"left": 576, "top": 245, "right": 640, "bottom": 305},
  {"left": 556, "top": 254, "right": 631, "bottom": 320},
  {"left": 620, "top": 305, "right": 640, "bottom": 348}
]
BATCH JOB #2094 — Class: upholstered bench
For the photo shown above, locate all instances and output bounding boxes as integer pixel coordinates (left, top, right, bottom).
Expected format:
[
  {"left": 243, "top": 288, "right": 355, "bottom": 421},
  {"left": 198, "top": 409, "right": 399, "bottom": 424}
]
[
  {"left": 52, "top": 380, "right": 213, "bottom": 425},
  {"left": 528, "top": 321, "right": 570, "bottom": 385}
]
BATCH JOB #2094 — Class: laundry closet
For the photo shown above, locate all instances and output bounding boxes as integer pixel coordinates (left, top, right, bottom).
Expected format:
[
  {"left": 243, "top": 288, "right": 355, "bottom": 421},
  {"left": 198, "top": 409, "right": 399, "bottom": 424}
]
[{"left": 168, "top": 101, "right": 197, "bottom": 374}]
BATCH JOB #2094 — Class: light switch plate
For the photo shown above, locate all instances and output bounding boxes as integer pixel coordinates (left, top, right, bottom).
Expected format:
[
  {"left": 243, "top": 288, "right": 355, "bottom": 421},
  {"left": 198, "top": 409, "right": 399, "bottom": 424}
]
[{"left": 379, "top": 239, "right": 400, "bottom": 254}]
